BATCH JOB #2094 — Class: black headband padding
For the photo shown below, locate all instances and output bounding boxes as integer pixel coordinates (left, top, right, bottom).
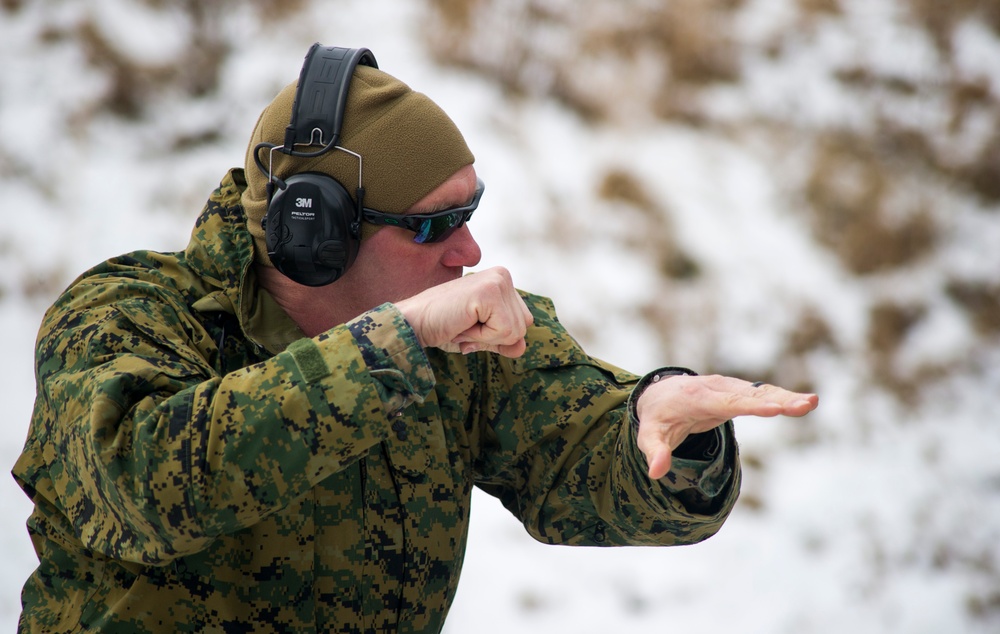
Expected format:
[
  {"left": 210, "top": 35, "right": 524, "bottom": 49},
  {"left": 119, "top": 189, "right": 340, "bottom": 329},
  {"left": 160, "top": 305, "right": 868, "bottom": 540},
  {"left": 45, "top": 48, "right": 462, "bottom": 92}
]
[{"left": 283, "top": 44, "right": 378, "bottom": 151}]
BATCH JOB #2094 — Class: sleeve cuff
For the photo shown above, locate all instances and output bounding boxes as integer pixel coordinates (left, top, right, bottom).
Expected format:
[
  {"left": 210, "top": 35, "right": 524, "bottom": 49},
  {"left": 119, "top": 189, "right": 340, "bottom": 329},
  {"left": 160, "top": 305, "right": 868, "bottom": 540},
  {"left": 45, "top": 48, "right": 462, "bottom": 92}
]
[{"left": 340, "top": 303, "right": 436, "bottom": 414}]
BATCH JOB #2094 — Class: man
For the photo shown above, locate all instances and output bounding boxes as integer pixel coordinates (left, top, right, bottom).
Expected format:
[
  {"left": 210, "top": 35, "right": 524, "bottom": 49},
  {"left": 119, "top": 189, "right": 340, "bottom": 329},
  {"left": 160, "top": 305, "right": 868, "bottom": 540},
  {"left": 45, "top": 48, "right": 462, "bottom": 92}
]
[{"left": 13, "top": 45, "right": 817, "bottom": 633}]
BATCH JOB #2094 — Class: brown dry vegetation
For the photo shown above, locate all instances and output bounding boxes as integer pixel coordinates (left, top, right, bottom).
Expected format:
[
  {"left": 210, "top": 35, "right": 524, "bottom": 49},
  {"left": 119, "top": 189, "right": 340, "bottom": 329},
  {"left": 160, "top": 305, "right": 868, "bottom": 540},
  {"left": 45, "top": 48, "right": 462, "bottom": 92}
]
[
  {"left": 909, "top": 0, "right": 1000, "bottom": 51},
  {"left": 946, "top": 280, "right": 1000, "bottom": 337},
  {"left": 797, "top": 0, "right": 843, "bottom": 15},
  {"left": 55, "top": 6, "right": 222, "bottom": 119},
  {"left": 597, "top": 167, "right": 702, "bottom": 281},
  {"left": 804, "top": 130, "right": 938, "bottom": 275},
  {"left": 426, "top": 0, "right": 741, "bottom": 124},
  {"left": 23, "top": 0, "right": 304, "bottom": 122},
  {"left": 865, "top": 299, "right": 962, "bottom": 406},
  {"left": 785, "top": 307, "right": 838, "bottom": 357}
]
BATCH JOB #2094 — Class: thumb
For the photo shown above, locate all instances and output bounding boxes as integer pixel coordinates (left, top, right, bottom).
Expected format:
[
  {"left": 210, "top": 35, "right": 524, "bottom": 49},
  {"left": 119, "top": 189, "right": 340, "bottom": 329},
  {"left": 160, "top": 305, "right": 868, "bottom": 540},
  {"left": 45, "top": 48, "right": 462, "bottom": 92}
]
[{"left": 646, "top": 445, "right": 673, "bottom": 480}]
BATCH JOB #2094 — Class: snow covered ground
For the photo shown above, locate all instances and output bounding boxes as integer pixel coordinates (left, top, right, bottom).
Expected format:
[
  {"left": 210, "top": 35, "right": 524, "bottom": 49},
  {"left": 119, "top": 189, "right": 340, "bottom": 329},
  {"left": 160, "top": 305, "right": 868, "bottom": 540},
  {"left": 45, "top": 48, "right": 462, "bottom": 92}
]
[{"left": 2, "top": 1, "right": 999, "bottom": 632}]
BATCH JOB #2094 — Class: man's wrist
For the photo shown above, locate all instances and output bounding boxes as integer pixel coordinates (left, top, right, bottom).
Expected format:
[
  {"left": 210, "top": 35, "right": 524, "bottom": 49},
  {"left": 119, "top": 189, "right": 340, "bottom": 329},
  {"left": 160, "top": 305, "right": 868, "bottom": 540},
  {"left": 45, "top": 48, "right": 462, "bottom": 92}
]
[{"left": 629, "top": 366, "right": 698, "bottom": 431}]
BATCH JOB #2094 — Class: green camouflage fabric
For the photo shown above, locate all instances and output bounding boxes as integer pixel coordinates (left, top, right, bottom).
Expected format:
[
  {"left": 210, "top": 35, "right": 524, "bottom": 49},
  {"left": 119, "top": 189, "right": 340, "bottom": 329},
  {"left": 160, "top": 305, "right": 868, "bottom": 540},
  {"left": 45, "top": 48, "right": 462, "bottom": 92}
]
[{"left": 13, "top": 168, "right": 741, "bottom": 633}]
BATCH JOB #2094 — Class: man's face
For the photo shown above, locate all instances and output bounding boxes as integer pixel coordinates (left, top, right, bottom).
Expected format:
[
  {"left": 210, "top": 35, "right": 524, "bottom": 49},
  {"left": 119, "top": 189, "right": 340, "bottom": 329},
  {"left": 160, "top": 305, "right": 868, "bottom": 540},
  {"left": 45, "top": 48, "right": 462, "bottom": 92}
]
[{"left": 333, "top": 164, "right": 483, "bottom": 311}]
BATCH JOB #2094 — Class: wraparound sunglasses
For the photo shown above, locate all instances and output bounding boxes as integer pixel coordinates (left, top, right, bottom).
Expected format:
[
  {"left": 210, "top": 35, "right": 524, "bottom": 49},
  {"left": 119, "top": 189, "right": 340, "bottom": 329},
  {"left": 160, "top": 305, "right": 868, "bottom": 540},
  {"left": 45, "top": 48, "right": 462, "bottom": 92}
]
[{"left": 361, "top": 178, "right": 485, "bottom": 244}]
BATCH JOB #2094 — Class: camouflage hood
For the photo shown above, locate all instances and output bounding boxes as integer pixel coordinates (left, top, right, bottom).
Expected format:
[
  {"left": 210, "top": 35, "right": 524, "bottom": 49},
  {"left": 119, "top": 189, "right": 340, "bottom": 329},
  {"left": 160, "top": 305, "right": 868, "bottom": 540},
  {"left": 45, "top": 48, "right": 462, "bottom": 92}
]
[{"left": 184, "top": 167, "right": 304, "bottom": 354}]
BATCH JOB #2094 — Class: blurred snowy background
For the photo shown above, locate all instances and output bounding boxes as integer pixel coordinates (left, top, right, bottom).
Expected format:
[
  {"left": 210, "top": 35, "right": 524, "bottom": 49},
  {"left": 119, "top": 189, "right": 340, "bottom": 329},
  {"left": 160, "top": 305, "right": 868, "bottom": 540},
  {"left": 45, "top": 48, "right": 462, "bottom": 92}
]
[{"left": 2, "top": 0, "right": 1000, "bottom": 632}]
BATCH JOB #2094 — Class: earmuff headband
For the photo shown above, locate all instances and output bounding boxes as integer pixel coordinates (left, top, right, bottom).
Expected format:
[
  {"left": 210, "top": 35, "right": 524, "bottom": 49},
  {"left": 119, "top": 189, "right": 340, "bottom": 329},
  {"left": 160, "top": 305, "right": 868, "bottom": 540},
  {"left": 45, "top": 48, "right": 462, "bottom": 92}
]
[{"left": 283, "top": 44, "right": 378, "bottom": 153}]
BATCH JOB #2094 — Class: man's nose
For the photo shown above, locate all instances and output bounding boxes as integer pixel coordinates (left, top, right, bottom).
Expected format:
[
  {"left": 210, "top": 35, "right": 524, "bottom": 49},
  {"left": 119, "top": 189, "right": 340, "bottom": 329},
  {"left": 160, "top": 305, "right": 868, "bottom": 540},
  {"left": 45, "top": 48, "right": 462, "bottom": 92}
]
[{"left": 446, "top": 224, "right": 482, "bottom": 267}]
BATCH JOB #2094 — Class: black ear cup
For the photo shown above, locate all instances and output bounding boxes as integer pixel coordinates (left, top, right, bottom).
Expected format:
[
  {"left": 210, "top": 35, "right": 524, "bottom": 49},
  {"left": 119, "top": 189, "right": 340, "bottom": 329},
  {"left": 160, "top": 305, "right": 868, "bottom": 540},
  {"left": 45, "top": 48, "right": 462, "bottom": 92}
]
[
  {"left": 256, "top": 44, "right": 378, "bottom": 286},
  {"left": 265, "top": 173, "right": 359, "bottom": 286}
]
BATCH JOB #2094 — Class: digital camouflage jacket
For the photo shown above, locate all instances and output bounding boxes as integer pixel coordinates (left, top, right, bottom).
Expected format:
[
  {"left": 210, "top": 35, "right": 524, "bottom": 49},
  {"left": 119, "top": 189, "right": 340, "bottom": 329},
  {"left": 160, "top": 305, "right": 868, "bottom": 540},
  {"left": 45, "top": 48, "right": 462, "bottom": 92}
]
[{"left": 14, "top": 169, "right": 740, "bottom": 633}]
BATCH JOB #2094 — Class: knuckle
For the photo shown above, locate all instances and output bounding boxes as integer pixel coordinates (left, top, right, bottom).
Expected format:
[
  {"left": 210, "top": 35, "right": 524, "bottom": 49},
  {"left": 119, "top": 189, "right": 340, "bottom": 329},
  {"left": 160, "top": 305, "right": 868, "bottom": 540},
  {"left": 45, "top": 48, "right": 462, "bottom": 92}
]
[
  {"left": 487, "top": 266, "right": 513, "bottom": 289},
  {"left": 493, "top": 323, "right": 514, "bottom": 340}
]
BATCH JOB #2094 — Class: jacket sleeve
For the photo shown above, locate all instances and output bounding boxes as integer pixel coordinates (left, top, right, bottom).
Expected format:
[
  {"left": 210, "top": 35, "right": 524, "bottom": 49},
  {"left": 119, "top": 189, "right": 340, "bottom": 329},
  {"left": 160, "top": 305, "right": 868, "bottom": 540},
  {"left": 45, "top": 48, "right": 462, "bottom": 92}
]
[
  {"left": 15, "top": 287, "right": 432, "bottom": 565},
  {"left": 471, "top": 293, "right": 741, "bottom": 547}
]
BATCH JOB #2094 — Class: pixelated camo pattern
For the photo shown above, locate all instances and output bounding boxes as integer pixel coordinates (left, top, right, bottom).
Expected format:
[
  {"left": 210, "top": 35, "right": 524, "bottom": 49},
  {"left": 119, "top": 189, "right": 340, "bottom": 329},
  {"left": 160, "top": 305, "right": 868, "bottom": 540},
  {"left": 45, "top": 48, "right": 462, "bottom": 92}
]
[{"left": 13, "top": 169, "right": 740, "bottom": 633}]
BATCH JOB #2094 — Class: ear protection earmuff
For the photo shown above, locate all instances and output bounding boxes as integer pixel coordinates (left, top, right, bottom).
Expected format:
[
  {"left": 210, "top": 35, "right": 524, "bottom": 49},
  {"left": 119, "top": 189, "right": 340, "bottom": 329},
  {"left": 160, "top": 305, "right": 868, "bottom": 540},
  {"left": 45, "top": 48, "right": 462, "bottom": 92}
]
[{"left": 253, "top": 43, "right": 378, "bottom": 286}]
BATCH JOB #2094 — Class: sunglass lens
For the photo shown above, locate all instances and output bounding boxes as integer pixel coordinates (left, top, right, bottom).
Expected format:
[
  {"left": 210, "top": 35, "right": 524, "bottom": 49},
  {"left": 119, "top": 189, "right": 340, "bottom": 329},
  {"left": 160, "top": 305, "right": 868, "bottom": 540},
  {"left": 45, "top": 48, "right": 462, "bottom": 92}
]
[
  {"left": 414, "top": 221, "right": 432, "bottom": 244},
  {"left": 413, "top": 212, "right": 462, "bottom": 244}
]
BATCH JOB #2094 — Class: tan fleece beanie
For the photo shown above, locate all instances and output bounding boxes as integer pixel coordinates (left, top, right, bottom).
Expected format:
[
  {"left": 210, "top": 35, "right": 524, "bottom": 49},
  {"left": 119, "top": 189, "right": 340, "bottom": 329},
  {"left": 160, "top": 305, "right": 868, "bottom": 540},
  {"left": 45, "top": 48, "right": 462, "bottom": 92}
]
[{"left": 242, "top": 64, "right": 475, "bottom": 266}]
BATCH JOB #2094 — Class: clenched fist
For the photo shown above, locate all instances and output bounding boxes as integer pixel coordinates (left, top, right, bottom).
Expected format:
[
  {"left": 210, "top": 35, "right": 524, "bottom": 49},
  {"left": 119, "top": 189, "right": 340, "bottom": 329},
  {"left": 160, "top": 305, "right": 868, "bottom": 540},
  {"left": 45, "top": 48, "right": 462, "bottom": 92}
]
[{"left": 394, "top": 266, "right": 534, "bottom": 357}]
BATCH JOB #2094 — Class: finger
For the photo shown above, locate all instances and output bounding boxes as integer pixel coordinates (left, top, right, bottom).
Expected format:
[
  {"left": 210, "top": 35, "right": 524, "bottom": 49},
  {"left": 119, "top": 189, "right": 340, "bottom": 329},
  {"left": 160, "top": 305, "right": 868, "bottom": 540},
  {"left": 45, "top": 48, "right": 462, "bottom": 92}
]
[
  {"left": 693, "top": 376, "right": 817, "bottom": 419},
  {"left": 465, "top": 297, "right": 529, "bottom": 347},
  {"left": 716, "top": 391, "right": 786, "bottom": 419},
  {"left": 453, "top": 310, "right": 527, "bottom": 356},
  {"left": 488, "top": 275, "right": 531, "bottom": 333},
  {"left": 496, "top": 295, "right": 533, "bottom": 358},
  {"left": 458, "top": 317, "right": 525, "bottom": 349},
  {"left": 783, "top": 393, "right": 820, "bottom": 416},
  {"left": 745, "top": 381, "right": 820, "bottom": 416},
  {"left": 459, "top": 342, "right": 489, "bottom": 355},
  {"left": 497, "top": 289, "right": 532, "bottom": 339},
  {"left": 496, "top": 338, "right": 528, "bottom": 358},
  {"left": 458, "top": 338, "right": 528, "bottom": 358}
]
